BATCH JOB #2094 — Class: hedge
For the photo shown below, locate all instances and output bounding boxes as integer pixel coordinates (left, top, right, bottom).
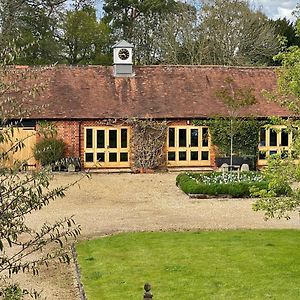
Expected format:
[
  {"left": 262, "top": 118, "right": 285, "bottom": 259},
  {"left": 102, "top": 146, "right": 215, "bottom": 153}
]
[{"left": 176, "top": 173, "right": 290, "bottom": 198}]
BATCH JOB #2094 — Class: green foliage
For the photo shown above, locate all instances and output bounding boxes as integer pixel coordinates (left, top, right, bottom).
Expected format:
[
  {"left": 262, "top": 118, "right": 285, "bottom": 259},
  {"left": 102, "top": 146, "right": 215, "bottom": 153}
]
[
  {"left": 0, "top": 284, "right": 23, "bottom": 300},
  {"left": 33, "top": 138, "right": 66, "bottom": 166},
  {"left": 76, "top": 230, "right": 300, "bottom": 299},
  {"left": 62, "top": 6, "right": 112, "bottom": 65},
  {"left": 269, "top": 17, "right": 300, "bottom": 51},
  {"left": 2, "top": 0, "right": 65, "bottom": 65},
  {"left": 253, "top": 26, "right": 300, "bottom": 219},
  {"left": 253, "top": 153, "right": 299, "bottom": 219},
  {"left": 193, "top": 118, "right": 262, "bottom": 157},
  {"left": 199, "top": 0, "right": 279, "bottom": 66},
  {"left": 0, "top": 15, "right": 88, "bottom": 300},
  {"left": 194, "top": 77, "right": 259, "bottom": 163},
  {"left": 103, "top": 0, "right": 178, "bottom": 39},
  {"left": 176, "top": 172, "right": 274, "bottom": 198}
]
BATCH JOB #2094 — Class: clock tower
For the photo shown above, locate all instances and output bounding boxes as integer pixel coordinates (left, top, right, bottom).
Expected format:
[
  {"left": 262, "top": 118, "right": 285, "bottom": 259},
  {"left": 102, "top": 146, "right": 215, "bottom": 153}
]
[{"left": 113, "top": 40, "right": 134, "bottom": 77}]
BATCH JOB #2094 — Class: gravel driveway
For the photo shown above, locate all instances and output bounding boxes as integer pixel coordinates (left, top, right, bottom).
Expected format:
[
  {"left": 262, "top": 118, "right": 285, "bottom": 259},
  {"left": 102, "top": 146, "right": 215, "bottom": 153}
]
[{"left": 18, "top": 173, "right": 300, "bottom": 299}]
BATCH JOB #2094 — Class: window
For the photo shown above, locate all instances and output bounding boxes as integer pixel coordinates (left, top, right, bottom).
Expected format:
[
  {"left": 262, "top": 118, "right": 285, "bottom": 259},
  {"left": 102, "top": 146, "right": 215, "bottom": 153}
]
[
  {"left": 259, "top": 128, "right": 266, "bottom": 147},
  {"left": 179, "top": 129, "right": 186, "bottom": 147},
  {"left": 202, "top": 128, "right": 209, "bottom": 147},
  {"left": 281, "top": 129, "right": 289, "bottom": 146},
  {"left": 258, "top": 126, "right": 294, "bottom": 164},
  {"left": 168, "top": 152, "right": 176, "bottom": 161},
  {"left": 269, "top": 129, "right": 277, "bottom": 146},
  {"left": 85, "top": 153, "right": 93, "bottom": 162},
  {"left": 86, "top": 129, "right": 93, "bottom": 148},
  {"left": 84, "top": 127, "right": 130, "bottom": 167},
  {"left": 97, "top": 130, "right": 105, "bottom": 149},
  {"left": 191, "top": 151, "right": 198, "bottom": 161},
  {"left": 201, "top": 151, "right": 209, "bottom": 161},
  {"left": 191, "top": 129, "right": 198, "bottom": 147},
  {"left": 121, "top": 129, "right": 128, "bottom": 148},
  {"left": 168, "top": 128, "right": 175, "bottom": 147}
]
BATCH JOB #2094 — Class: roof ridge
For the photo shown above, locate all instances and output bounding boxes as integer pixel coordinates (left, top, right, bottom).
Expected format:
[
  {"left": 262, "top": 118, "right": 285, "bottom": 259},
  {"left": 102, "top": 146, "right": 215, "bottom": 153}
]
[{"left": 10, "top": 64, "right": 277, "bottom": 70}]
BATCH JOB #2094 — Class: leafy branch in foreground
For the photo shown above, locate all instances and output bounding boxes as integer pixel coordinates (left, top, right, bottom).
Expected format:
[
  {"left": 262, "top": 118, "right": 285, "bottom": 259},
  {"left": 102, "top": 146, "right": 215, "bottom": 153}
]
[
  {"left": 0, "top": 43, "right": 86, "bottom": 298},
  {"left": 253, "top": 139, "right": 300, "bottom": 219}
]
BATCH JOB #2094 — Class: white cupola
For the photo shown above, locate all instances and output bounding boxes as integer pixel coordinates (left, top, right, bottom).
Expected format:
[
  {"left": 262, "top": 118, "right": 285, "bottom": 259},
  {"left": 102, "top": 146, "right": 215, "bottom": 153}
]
[{"left": 113, "top": 40, "right": 134, "bottom": 77}]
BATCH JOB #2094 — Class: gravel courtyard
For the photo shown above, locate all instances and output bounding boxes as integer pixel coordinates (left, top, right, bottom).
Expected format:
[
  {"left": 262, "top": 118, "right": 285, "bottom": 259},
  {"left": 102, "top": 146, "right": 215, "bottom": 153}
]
[{"left": 20, "top": 173, "right": 300, "bottom": 299}]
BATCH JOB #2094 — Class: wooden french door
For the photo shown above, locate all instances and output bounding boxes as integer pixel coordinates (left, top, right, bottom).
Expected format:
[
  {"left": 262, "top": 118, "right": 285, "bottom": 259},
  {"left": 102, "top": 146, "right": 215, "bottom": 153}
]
[
  {"left": 84, "top": 127, "right": 130, "bottom": 168},
  {"left": 167, "top": 126, "right": 210, "bottom": 167}
]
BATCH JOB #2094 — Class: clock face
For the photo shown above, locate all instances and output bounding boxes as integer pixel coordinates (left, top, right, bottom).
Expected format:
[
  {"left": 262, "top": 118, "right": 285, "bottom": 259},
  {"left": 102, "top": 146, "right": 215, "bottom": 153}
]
[{"left": 118, "top": 48, "right": 130, "bottom": 60}]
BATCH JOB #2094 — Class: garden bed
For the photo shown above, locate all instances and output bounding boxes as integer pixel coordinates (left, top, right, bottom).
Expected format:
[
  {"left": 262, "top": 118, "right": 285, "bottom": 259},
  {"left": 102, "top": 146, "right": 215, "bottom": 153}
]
[{"left": 176, "top": 172, "right": 289, "bottom": 198}]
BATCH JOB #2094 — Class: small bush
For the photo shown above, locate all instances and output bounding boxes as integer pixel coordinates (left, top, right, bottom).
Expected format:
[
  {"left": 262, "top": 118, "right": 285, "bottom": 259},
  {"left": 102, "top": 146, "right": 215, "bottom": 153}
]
[
  {"left": 0, "top": 284, "right": 23, "bottom": 300},
  {"left": 34, "top": 138, "right": 66, "bottom": 166},
  {"left": 176, "top": 172, "right": 289, "bottom": 198}
]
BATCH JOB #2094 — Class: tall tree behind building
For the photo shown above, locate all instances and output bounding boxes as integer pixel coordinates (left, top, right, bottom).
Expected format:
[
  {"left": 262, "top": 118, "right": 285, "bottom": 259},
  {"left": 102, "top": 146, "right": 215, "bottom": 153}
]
[{"left": 193, "top": 0, "right": 278, "bottom": 66}]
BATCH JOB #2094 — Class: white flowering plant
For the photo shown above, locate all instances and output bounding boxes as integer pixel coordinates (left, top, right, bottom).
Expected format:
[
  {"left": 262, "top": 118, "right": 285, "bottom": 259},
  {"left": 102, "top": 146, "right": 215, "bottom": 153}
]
[{"left": 187, "top": 171, "right": 264, "bottom": 185}]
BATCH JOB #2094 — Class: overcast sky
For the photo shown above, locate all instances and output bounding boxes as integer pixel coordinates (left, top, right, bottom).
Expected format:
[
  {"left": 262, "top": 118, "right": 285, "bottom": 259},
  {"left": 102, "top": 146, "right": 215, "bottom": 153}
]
[
  {"left": 92, "top": 0, "right": 298, "bottom": 21},
  {"left": 254, "top": 0, "right": 298, "bottom": 20}
]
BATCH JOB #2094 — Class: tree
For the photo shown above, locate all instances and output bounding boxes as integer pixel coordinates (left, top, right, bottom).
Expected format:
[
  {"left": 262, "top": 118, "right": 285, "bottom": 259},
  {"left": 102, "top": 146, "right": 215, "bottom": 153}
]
[
  {"left": 198, "top": 0, "right": 279, "bottom": 66},
  {"left": 159, "top": 2, "right": 205, "bottom": 65},
  {"left": 103, "top": 0, "right": 178, "bottom": 64},
  {"left": 215, "top": 77, "right": 257, "bottom": 166},
  {"left": 0, "top": 44, "right": 83, "bottom": 298},
  {"left": 61, "top": 5, "right": 111, "bottom": 64},
  {"left": 0, "top": 0, "right": 68, "bottom": 65},
  {"left": 252, "top": 18, "right": 300, "bottom": 219},
  {"left": 269, "top": 17, "right": 300, "bottom": 49}
]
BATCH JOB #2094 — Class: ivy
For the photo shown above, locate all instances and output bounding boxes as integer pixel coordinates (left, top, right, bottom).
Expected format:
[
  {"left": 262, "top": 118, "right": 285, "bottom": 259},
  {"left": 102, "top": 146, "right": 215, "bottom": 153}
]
[{"left": 193, "top": 118, "right": 264, "bottom": 158}]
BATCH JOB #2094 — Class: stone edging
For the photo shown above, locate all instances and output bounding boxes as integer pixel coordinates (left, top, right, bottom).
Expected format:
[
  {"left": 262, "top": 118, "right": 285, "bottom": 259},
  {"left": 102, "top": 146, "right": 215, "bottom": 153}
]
[{"left": 71, "top": 244, "right": 87, "bottom": 300}]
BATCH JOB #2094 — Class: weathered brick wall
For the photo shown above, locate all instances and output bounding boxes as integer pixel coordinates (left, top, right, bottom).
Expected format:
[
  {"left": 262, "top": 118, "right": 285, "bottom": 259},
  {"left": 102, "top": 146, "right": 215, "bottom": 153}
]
[
  {"left": 52, "top": 119, "right": 217, "bottom": 170},
  {"left": 53, "top": 120, "right": 81, "bottom": 157}
]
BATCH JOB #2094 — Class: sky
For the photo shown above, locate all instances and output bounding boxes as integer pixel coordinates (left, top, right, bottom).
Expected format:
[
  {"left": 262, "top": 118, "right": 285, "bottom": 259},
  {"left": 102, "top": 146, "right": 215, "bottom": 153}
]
[
  {"left": 253, "top": 0, "right": 298, "bottom": 20},
  {"left": 92, "top": 0, "right": 298, "bottom": 21}
]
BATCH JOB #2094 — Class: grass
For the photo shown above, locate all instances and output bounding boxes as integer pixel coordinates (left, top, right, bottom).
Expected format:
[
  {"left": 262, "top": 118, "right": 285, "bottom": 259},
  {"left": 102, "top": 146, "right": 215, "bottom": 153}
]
[{"left": 76, "top": 230, "right": 300, "bottom": 300}]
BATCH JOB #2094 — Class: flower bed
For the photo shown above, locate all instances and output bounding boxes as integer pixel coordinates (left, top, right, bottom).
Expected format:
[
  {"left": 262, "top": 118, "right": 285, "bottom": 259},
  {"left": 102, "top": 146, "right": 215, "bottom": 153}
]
[{"left": 176, "top": 172, "right": 289, "bottom": 198}]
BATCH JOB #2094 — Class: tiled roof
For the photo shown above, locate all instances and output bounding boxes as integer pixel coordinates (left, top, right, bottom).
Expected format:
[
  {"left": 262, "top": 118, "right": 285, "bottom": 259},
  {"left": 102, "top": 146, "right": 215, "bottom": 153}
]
[{"left": 22, "top": 65, "right": 293, "bottom": 119}]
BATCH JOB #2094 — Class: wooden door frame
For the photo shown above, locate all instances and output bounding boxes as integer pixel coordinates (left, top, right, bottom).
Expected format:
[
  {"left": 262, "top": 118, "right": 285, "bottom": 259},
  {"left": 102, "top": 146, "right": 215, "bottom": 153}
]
[
  {"left": 167, "top": 125, "right": 211, "bottom": 167},
  {"left": 83, "top": 126, "right": 130, "bottom": 168}
]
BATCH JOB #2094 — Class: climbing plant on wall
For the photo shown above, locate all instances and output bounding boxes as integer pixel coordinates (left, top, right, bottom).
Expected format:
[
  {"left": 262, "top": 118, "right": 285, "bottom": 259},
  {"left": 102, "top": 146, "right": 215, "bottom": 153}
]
[
  {"left": 128, "top": 119, "right": 168, "bottom": 171},
  {"left": 193, "top": 118, "right": 263, "bottom": 158}
]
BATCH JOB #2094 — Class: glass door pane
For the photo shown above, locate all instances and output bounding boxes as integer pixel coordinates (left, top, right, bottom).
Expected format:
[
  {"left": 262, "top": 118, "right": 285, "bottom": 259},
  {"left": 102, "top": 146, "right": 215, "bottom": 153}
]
[
  {"left": 269, "top": 129, "right": 277, "bottom": 146},
  {"left": 121, "top": 129, "right": 128, "bottom": 148},
  {"left": 281, "top": 129, "right": 289, "bottom": 146},
  {"left": 169, "top": 128, "right": 175, "bottom": 147},
  {"left": 179, "top": 129, "right": 187, "bottom": 147},
  {"left": 190, "top": 129, "right": 198, "bottom": 147},
  {"left": 109, "top": 130, "right": 118, "bottom": 148},
  {"left": 260, "top": 128, "right": 266, "bottom": 147},
  {"left": 86, "top": 129, "right": 93, "bottom": 148},
  {"left": 202, "top": 128, "right": 209, "bottom": 147},
  {"left": 97, "top": 130, "right": 105, "bottom": 149}
]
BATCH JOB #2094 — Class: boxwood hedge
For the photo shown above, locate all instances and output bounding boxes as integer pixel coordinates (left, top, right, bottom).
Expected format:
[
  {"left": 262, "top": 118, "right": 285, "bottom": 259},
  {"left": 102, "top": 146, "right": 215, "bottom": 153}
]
[{"left": 176, "top": 173, "right": 290, "bottom": 198}]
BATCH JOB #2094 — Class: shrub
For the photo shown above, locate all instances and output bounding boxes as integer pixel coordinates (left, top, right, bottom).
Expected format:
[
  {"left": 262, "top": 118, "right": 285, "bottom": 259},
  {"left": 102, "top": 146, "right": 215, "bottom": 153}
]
[
  {"left": 176, "top": 172, "right": 290, "bottom": 198},
  {"left": 1, "top": 284, "right": 23, "bottom": 300},
  {"left": 34, "top": 138, "right": 66, "bottom": 166}
]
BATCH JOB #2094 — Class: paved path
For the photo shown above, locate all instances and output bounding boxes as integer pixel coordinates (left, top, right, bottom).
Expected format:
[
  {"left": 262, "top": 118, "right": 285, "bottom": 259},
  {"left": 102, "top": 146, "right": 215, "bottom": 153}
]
[{"left": 20, "top": 173, "right": 300, "bottom": 299}]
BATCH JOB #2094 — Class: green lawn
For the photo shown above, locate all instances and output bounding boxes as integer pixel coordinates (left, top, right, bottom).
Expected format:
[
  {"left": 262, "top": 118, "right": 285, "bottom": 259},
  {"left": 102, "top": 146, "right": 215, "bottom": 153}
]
[{"left": 76, "top": 230, "right": 300, "bottom": 300}]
